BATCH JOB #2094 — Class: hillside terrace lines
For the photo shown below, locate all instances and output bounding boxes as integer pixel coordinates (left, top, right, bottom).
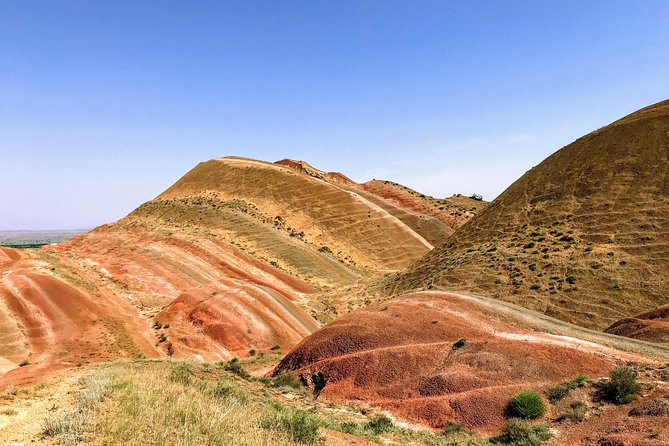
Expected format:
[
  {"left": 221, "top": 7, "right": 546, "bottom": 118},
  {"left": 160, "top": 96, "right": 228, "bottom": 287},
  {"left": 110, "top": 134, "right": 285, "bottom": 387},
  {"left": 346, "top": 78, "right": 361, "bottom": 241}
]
[
  {"left": 157, "top": 157, "right": 435, "bottom": 271},
  {"left": 124, "top": 199, "right": 362, "bottom": 286}
]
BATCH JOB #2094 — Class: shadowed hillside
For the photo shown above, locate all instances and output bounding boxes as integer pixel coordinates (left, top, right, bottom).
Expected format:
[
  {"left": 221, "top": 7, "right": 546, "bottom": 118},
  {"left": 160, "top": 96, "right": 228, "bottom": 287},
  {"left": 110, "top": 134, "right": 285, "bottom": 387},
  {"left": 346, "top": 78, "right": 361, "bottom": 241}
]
[{"left": 380, "top": 100, "right": 669, "bottom": 331}]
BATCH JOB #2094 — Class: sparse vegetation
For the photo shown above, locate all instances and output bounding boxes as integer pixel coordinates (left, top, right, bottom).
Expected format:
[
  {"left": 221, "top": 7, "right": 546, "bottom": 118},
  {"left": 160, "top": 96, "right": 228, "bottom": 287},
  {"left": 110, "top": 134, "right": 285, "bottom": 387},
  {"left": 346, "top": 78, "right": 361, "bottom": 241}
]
[
  {"left": 169, "top": 361, "right": 194, "bottom": 385},
  {"left": 221, "top": 357, "right": 251, "bottom": 380},
  {"left": 509, "top": 391, "right": 546, "bottom": 419},
  {"left": 547, "top": 375, "right": 590, "bottom": 403},
  {"left": 443, "top": 420, "right": 466, "bottom": 436},
  {"left": 558, "top": 402, "right": 588, "bottom": 422},
  {"left": 364, "top": 414, "right": 393, "bottom": 434},
  {"left": 492, "top": 419, "right": 550, "bottom": 445},
  {"left": 261, "top": 405, "right": 321, "bottom": 444},
  {"left": 272, "top": 371, "right": 302, "bottom": 389},
  {"left": 42, "top": 373, "right": 112, "bottom": 445}
]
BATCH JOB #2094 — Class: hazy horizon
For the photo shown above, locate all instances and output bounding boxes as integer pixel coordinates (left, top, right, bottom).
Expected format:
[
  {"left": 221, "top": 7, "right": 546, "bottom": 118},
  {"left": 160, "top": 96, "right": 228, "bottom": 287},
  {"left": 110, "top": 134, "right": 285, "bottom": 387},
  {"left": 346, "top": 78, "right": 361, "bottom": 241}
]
[{"left": 2, "top": 1, "right": 668, "bottom": 230}]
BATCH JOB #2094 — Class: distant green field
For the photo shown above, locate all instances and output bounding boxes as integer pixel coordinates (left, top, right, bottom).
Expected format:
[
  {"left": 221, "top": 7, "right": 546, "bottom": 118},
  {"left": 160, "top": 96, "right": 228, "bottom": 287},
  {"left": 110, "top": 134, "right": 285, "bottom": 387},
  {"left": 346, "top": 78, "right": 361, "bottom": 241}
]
[{"left": 0, "top": 229, "right": 88, "bottom": 249}]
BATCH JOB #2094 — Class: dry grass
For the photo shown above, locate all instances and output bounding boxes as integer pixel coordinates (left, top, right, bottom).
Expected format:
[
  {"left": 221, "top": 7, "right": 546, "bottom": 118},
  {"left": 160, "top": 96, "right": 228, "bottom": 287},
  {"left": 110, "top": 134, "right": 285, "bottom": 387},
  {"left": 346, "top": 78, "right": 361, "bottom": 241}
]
[
  {"left": 95, "top": 361, "right": 318, "bottom": 446},
  {"left": 42, "top": 372, "right": 113, "bottom": 445},
  {"left": 31, "top": 360, "right": 494, "bottom": 446}
]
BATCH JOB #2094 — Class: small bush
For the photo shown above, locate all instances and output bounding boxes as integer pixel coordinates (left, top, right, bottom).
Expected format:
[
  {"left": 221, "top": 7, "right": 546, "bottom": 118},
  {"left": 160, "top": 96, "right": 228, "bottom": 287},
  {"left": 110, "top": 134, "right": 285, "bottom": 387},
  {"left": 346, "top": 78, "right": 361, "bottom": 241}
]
[
  {"left": 547, "top": 375, "right": 590, "bottom": 403},
  {"left": 19, "top": 360, "right": 29, "bottom": 367},
  {"left": 603, "top": 366, "right": 641, "bottom": 404},
  {"left": 153, "top": 320, "right": 162, "bottom": 329},
  {"left": 492, "top": 419, "right": 551, "bottom": 445},
  {"left": 170, "top": 362, "right": 194, "bottom": 385},
  {"left": 158, "top": 332, "right": 167, "bottom": 343},
  {"left": 163, "top": 323, "right": 170, "bottom": 329},
  {"left": 270, "top": 345, "right": 281, "bottom": 351},
  {"left": 273, "top": 372, "right": 302, "bottom": 389},
  {"left": 365, "top": 414, "right": 393, "bottom": 434},
  {"left": 509, "top": 391, "right": 546, "bottom": 419},
  {"left": 566, "top": 275, "right": 577, "bottom": 284},
  {"left": 530, "top": 284, "right": 541, "bottom": 290},
  {"left": 248, "top": 349, "right": 256, "bottom": 356},
  {"left": 223, "top": 358, "right": 251, "bottom": 380},
  {"left": 443, "top": 420, "right": 465, "bottom": 436}
]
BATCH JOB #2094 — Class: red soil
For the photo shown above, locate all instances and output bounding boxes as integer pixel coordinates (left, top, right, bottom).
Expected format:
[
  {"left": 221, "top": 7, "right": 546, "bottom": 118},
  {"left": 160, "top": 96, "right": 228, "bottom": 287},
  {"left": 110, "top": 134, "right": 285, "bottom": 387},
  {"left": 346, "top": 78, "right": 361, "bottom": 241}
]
[
  {"left": 606, "top": 305, "right": 669, "bottom": 344},
  {"left": 275, "top": 291, "right": 635, "bottom": 434},
  {"left": 0, "top": 247, "right": 158, "bottom": 376}
]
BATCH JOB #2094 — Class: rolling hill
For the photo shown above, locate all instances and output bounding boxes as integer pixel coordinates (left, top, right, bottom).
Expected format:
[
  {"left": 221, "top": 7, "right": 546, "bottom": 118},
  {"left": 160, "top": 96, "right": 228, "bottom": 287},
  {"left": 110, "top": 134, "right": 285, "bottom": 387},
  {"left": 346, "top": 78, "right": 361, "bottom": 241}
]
[
  {"left": 0, "top": 156, "right": 480, "bottom": 376},
  {"left": 379, "top": 100, "right": 669, "bottom": 331}
]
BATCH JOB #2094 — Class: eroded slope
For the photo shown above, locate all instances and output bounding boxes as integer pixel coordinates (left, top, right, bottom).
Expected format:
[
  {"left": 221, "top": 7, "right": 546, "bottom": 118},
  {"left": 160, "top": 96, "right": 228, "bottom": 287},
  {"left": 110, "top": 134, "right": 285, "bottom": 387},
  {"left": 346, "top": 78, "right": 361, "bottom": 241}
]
[{"left": 275, "top": 291, "right": 669, "bottom": 442}]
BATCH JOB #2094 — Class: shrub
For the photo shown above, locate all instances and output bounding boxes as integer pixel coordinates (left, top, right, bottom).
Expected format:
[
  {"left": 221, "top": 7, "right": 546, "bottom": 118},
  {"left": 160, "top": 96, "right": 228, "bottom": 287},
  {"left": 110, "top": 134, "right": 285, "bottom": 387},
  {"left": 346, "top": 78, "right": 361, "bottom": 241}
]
[
  {"left": 273, "top": 372, "right": 302, "bottom": 389},
  {"left": 509, "top": 391, "right": 546, "bottom": 419},
  {"left": 158, "top": 332, "right": 167, "bottom": 343},
  {"left": 170, "top": 362, "right": 194, "bottom": 385},
  {"left": 270, "top": 345, "right": 281, "bottom": 351},
  {"left": 163, "top": 323, "right": 170, "bottom": 329},
  {"left": 530, "top": 284, "right": 541, "bottom": 290},
  {"left": 547, "top": 375, "right": 590, "bottom": 403},
  {"left": 492, "top": 419, "right": 551, "bottom": 445},
  {"left": 443, "top": 420, "right": 465, "bottom": 436},
  {"left": 603, "top": 366, "right": 641, "bottom": 404},
  {"left": 365, "top": 414, "right": 393, "bottom": 434},
  {"left": 566, "top": 275, "right": 577, "bottom": 284},
  {"left": 153, "top": 320, "right": 162, "bottom": 329},
  {"left": 223, "top": 358, "right": 251, "bottom": 380},
  {"left": 248, "top": 349, "right": 256, "bottom": 356},
  {"left": 19, "top": 360, "right": 29, "bottom": 367}
]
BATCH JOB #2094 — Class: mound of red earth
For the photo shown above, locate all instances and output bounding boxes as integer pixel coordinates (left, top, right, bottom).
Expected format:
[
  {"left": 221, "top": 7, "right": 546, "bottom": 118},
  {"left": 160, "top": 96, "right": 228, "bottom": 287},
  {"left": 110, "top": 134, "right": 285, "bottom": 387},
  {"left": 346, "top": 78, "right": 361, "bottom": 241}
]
[
  {"left": 274, "top": 291, "right": 643, "bottom": 433},
  {"left": 382, "top": 100, "right": 669, "bottom": 332},
  {"left": 606, "top": 305, "right": 669, "bottom": 344}
]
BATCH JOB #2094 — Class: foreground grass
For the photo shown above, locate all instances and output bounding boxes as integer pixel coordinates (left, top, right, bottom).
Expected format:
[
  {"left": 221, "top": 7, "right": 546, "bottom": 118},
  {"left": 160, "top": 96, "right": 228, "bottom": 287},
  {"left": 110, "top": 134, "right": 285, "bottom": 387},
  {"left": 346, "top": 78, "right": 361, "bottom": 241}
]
[
  {"left": 94, "top": 361, "right": 312, "bottom": 446},
  {"left": 38, "top": 360, "right": 532, "bottom": 446}
]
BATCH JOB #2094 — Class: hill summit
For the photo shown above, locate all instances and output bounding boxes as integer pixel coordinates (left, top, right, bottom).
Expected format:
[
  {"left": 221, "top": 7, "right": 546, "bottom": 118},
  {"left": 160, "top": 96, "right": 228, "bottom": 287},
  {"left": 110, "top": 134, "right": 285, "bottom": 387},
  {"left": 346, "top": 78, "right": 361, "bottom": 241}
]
[{"left": 382, "top": 99, "right": 669, "bottom": 330}]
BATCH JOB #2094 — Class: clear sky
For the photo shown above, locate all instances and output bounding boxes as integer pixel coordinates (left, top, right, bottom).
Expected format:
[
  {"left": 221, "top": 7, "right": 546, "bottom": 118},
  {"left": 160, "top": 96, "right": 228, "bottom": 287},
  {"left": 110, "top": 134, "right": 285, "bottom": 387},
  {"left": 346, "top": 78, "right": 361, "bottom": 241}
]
[{"left": 1, "top": 1, "right": 668, "bottom": 230}]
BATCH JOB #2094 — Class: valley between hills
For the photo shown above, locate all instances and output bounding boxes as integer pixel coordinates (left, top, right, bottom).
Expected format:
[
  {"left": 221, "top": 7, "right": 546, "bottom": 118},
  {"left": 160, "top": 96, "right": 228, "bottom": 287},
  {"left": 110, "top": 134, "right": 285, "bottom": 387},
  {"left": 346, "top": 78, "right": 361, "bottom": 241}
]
[{"left": 2, "top": 101, "right": 669, "bottom": 445}]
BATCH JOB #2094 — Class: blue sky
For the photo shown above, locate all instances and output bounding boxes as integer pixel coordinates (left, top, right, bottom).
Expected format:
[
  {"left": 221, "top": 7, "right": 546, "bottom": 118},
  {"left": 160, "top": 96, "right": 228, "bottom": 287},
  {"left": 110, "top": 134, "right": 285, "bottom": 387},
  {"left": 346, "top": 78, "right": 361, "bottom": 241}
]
[{"left": 1, "top": 1, "right": 668, "bottom": 230}]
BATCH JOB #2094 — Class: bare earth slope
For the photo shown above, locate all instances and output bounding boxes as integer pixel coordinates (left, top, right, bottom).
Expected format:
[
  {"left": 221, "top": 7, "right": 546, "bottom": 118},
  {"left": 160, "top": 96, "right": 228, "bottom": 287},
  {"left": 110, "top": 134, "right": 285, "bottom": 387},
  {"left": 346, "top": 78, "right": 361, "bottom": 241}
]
[
  {"left": 381, "top": 100, "right": 669, "bottom": 331},
  {"left": 275, "top": 290, "right": 669, "bottom": 443}
]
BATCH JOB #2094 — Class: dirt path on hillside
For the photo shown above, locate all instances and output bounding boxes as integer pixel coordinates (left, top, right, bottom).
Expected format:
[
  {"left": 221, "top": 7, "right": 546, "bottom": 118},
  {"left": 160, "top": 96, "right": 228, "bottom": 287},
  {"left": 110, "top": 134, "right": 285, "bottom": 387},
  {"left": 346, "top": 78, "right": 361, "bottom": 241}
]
[{"left": 423, "top": 290, "right": 669, "bottom": 361}]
